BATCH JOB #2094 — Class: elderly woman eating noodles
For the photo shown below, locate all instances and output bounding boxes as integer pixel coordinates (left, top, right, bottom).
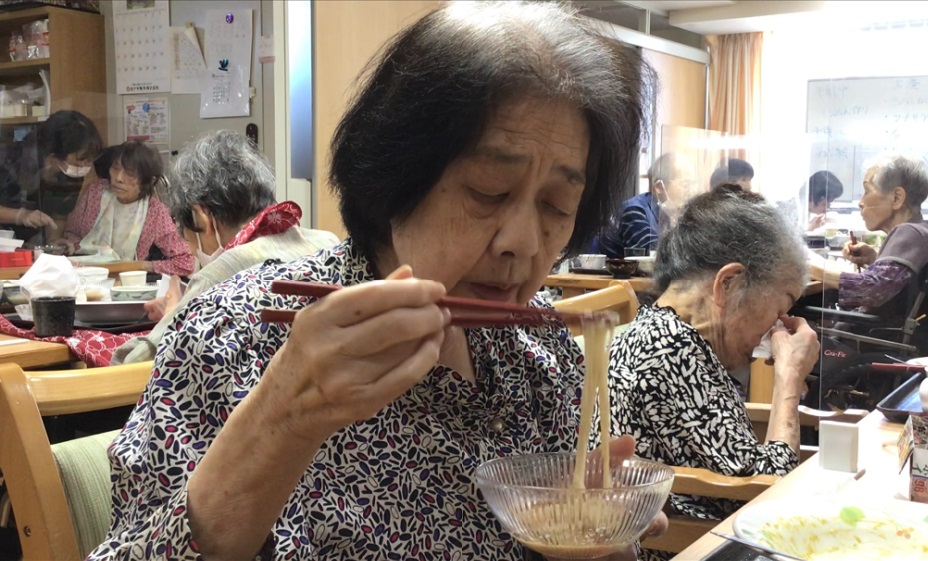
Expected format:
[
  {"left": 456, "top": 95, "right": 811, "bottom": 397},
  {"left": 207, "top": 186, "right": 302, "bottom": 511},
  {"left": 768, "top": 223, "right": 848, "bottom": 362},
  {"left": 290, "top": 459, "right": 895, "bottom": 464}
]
[
  {"left": 611, "top": 185, "right": 821, "bottom": 561},
  {"left": 88, "top": 3, "right": 665, "bottom": 560}
]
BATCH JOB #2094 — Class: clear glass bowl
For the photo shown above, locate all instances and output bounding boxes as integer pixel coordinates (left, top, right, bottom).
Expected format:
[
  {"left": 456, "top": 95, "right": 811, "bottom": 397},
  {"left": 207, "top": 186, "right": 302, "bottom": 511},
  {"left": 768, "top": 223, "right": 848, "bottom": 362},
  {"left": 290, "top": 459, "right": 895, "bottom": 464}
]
[{"left": 476, "top": 452, "right": 674, "bottom": 560}]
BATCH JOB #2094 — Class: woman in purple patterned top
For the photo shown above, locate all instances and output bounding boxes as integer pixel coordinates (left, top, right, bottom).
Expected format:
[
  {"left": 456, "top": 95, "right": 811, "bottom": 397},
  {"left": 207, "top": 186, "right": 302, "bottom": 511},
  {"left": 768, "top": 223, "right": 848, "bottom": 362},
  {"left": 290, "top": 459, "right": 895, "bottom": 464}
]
[
  {"left": 87, "top": 3, "right": 666, "bottom": 560},
  {"left": 809, "top": 155, "right": 928, "bottom": 321}
]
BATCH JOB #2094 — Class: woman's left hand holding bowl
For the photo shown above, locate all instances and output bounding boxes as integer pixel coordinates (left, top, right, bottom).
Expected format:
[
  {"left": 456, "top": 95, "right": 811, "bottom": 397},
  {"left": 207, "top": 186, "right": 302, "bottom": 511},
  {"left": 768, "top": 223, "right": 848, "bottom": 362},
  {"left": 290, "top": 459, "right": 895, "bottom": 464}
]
[{"left": 186, "top": 265, "right": 451, "bottom": 560}]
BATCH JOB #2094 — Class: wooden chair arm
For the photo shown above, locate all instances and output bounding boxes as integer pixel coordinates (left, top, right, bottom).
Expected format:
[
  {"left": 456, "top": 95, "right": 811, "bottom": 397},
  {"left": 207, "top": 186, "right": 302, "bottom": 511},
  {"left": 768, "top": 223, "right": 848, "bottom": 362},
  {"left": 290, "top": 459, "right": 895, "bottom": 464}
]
[{"left": 670, "top": 466, "right": 779, "bottom": 502}]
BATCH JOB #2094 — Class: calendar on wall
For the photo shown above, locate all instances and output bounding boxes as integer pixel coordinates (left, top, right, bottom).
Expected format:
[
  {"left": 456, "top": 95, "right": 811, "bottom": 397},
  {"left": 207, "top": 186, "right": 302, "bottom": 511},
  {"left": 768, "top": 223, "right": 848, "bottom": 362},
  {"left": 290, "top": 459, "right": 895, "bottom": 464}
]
[
  {"left": 199, "top": 9, "right": 253, "bottom": 118},
  {"left": 113, "top": 0, "right": 171, "bottom": 95}
]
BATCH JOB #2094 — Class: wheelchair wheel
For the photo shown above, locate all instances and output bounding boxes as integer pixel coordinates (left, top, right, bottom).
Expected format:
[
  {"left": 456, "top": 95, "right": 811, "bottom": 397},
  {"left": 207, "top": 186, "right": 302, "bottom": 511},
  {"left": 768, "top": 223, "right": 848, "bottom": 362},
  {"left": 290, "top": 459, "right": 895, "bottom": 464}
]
[{"left": 814, "top": 352, "right": 899, "bottom": 411}]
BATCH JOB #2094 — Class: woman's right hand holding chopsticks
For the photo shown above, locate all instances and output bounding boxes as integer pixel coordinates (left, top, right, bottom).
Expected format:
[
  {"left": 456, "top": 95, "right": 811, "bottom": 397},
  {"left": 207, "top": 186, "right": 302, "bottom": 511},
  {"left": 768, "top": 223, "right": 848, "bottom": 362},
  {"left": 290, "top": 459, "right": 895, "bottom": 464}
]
[
  {"left": 257, "top": 264, "right": 450, "bottom": 442},
  {"left": 187, "top": 265, "right": 450, "bottom": 560},
  {"left": 842, "top": 240, "right": 877, "bottom": 268}
]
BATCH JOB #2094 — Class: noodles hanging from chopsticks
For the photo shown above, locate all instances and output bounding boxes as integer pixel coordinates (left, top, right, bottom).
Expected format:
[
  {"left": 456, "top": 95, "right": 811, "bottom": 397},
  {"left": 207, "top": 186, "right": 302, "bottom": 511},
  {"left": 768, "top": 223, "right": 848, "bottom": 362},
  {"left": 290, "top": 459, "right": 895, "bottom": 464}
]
[{"left": 571, "top": 318, "right": 617, "bottom": 490}]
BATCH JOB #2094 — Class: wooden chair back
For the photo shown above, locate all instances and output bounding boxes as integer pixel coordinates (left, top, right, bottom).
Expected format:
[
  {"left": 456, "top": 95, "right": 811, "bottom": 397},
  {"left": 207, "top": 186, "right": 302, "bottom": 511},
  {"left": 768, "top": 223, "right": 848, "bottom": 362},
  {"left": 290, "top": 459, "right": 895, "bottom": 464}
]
[
  {"left": 0, "top": 361, "right": 152, "bottom": 561},
  {"left": 553, "top": 280, "right": 639, "bottom": 335}
]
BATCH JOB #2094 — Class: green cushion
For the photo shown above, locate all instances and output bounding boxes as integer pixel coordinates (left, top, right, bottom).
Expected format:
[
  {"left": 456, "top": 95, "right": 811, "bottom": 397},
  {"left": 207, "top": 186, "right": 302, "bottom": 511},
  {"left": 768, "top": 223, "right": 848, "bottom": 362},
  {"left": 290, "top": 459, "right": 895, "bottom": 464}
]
[{"left": 51, "top": 430, "right": 119, "bottom": 558}]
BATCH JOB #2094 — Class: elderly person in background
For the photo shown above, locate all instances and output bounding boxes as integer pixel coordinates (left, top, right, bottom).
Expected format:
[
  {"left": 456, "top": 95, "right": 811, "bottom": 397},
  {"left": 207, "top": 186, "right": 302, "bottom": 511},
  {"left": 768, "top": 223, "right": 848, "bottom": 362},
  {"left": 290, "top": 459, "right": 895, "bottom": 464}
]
[
  {"left": 88, "top": 3, "right": 666, "bottom": 560},
  {"left": 58, "top": 141, "right": 194, "bottom": 276},
  {"left": 709, "top": 157, "right": 754, "bottom": 191},
  {"left": 809, "top": 155, "right": 928, "bottom": 324},
  {"left": 611, "top": 185, "right": 819, "bottom": 561},
  {"left": 0, "top": 110, "right": 102, "bottom": 241},
  {"left": 599, "top": 152, "right": 695, "bottom": 257},
  {"left": 111, "top": 131, "right": 339, "bottom": 365},
  {"left": 807, "top": 170, "right": 843, "bottom": 230}
]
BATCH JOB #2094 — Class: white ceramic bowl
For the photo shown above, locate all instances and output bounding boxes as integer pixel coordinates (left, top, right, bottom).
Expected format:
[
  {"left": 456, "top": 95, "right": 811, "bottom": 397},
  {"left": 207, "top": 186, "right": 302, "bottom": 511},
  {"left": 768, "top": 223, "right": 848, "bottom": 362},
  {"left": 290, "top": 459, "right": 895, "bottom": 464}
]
[
  {"left": 577, "top": 254, "right": 607, "bottom": 270},
  {"left": 74, "top": 266, "right": 110, "bottom": 284},
  {"left": 624, "top": 256, "right": 655, "bottom": 275},
  {"left": 119, "top": 271, "right": 147, "bottom": 287},
  {"left": 111, "top": 285, "right": 158, "bottom": 302}
]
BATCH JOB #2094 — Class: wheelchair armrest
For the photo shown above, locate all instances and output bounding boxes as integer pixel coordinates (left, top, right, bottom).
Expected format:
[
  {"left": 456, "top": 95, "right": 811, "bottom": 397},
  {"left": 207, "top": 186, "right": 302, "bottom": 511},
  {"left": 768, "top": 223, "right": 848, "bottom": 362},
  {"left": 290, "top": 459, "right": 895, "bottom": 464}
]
[{"left": 791, "top": 306, "right": 883, "bottom": 324}]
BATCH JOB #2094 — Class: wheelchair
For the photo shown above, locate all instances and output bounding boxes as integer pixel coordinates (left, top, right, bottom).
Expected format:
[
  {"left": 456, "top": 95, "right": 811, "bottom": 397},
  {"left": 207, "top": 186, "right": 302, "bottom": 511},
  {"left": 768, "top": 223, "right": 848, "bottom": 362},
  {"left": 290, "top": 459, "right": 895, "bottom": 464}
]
[{"left": 791, "top": 265, "right": 928, "bottom": 412}]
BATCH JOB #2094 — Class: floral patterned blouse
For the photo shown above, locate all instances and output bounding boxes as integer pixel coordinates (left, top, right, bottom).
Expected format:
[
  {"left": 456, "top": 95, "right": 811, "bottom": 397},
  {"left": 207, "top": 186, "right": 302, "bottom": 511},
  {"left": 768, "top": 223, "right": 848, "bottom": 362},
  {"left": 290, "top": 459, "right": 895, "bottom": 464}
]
[
  {"left": 88, "top": 239, "right": 589, "bottom": 561},
  {"left": 610, "top": 305, "right": 798, "bottom": 561}
]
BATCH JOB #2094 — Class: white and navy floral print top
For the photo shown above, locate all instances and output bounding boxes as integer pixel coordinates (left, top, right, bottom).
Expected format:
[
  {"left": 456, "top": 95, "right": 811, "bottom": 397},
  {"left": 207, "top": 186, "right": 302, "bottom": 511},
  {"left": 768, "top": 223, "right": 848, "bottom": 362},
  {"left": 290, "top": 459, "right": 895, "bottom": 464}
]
[
  {"left": 87, "top": 239, "right": 588, "bottom": 561},
  {"left": 610, "top": 306, "right": 797, "bottom": 530}
]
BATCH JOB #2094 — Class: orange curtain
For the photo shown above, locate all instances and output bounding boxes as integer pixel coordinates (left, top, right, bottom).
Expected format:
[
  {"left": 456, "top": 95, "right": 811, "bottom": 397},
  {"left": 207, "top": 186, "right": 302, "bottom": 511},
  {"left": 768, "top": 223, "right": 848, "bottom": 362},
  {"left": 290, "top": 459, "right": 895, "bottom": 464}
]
[{"left": 707, "top": 33, "right": 763, "bottom": 137}]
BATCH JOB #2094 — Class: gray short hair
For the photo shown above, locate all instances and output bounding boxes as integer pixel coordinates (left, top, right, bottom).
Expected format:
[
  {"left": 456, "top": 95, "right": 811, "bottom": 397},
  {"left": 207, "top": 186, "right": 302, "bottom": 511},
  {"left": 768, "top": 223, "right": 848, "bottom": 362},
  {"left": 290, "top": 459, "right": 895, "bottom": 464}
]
[
  {"left": 654, "top": 185, "right": 807, "bottom": 296},
  {"left": 868, "top": 154, "right": 928, "bottom": 210},
  {"left": 163, "top": 130, "right": 277, "bottom": 232},
  {"left": 648, "top": 153, "right": 679, "bottom": 186}
]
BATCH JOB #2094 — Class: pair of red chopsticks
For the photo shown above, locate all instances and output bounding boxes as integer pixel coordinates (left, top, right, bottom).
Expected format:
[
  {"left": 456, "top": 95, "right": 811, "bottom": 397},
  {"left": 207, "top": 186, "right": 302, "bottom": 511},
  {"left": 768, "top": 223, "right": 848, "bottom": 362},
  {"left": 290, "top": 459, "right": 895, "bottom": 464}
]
[{"left": 260, "top": 280, "right": 594, "bottom": 328}]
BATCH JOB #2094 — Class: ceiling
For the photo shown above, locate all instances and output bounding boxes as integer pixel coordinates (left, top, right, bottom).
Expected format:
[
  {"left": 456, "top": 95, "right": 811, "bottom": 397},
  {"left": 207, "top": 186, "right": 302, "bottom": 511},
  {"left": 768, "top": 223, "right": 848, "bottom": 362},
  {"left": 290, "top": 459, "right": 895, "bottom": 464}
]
[
  {"left": 587, "top": 1, "right": 928, "bottom": 35},
  {"left": 622, "top": 1, "right": 736, "bottom": 15}
]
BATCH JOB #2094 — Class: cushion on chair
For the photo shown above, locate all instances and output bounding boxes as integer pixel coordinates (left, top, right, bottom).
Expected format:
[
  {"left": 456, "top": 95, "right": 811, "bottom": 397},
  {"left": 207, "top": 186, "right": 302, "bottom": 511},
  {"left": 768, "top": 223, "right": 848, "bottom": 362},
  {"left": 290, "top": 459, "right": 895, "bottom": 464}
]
[{"left": 51, "top": 430, "right": 120, "bottom": 558}]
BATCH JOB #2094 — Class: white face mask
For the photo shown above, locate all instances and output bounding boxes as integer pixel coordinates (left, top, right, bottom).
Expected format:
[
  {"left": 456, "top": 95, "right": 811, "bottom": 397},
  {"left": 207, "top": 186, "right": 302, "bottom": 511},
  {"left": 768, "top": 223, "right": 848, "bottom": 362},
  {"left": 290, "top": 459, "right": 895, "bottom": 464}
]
[
  {"left": 59, "top": 161, "right": 91, "bottom": 178},
  {"left": 196, "top": 229, "right": 224, "bottom": 268}
]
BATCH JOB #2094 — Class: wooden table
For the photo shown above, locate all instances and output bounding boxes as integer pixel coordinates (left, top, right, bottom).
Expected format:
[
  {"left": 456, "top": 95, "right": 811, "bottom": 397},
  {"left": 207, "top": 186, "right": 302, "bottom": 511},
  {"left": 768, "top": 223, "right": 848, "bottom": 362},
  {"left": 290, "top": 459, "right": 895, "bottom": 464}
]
[
  {"left": 544, "top": 274, "right": 653, "bottom": 298},
  {"left": 673, "top": 411, "right": 915, "bottom": 560},
  {"left": 0, "top": 334, "right": 73, "bottom": 369},
  {"left": 0, "top": 261, "right": 146, "bottom": 280}
]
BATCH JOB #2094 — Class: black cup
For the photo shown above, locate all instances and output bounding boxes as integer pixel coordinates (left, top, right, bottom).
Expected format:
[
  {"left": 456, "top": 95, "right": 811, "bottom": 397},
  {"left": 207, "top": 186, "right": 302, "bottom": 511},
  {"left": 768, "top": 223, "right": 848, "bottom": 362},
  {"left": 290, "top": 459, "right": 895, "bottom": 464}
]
[{"left": 31, "top": 296, "right": 75, "bottom": 337}]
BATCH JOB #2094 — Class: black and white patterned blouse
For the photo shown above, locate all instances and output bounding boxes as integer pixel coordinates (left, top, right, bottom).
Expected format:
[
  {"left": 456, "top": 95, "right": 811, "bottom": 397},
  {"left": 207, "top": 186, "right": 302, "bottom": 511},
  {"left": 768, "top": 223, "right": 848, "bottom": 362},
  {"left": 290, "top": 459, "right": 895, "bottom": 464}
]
[
  {"left": 87, "top": 239, "right": 590, "bottom": 561},
  {"left": 609, "top": 305, "right": 798, "bottom": 560}
]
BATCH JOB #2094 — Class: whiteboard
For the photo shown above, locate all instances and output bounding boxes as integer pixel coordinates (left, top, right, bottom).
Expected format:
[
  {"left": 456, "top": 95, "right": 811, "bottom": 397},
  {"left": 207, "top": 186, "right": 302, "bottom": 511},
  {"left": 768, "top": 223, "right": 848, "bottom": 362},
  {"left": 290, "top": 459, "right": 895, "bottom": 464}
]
[{"left": 806, "top": 76, "right": 928, "bottom": 203}]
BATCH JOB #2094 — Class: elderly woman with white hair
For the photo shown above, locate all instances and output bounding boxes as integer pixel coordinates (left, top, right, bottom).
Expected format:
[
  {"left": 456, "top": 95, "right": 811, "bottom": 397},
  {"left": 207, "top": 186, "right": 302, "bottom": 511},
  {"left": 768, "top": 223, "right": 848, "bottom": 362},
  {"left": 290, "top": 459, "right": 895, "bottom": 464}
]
[
  {"left": 611, "top": 185, "right": 820, "bottom": 561},
  {"left": 111, "top": 130, "right": 338, "bottom": 364},
  {"left": 810, "top": 155, "right": 928, "bottom": 323}
]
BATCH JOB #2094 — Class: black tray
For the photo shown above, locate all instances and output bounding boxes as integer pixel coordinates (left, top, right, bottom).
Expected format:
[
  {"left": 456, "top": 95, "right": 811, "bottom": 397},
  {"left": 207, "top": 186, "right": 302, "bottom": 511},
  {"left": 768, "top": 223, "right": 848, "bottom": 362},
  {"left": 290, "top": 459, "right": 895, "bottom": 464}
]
[
  {"left": 876, "top": 370, "right": 927, "bottom": 422},
  {"left": 568, "top": 268, "right": 611, "bottom": 276},
  {"left": 4, "top": 314, "right": 156, "bottom": 335},
  {"left": 701, "top": 539, "right": 776, "bottom": 561}
]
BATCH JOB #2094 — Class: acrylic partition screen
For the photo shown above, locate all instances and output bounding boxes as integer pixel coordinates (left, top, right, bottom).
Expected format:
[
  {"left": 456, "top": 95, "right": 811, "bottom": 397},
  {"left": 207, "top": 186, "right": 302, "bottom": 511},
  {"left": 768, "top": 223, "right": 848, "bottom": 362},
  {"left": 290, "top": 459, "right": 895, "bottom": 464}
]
[{"left": 804, "top": 76, "right": 928, "bottom": 414}]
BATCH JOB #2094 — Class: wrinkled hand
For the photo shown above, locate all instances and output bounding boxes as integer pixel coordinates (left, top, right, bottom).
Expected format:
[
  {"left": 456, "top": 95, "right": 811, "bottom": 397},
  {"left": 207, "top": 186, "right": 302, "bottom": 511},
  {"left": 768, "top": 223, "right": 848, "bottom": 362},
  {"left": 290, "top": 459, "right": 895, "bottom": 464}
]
[
  {"left": 144, "top": 275, "right": 183, "bottom": 321},
  {"left": 258, "top": 266, "right": 450, "bottom": 442},
  {"left": 842, "top": 241, "right": 876, "bottom": 267},
  {"left": 19, "top": 209, "right": 56, "bottom": 229},
  {"left": 770, "top": 315, "right": 819, "bottom": 395},
  {"left": 547, "top": 436, "right": 669, "bottom": 561}
]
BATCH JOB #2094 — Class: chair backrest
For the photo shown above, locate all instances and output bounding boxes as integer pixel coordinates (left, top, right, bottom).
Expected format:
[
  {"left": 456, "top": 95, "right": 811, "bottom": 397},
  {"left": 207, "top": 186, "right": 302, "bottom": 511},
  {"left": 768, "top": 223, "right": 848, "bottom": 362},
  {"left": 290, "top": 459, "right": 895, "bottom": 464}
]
[
  {"left": 0, "top": 361, "right": 152, "bottom": 561},
  {"left": 553, "top": 280, "right": 639, "bottom": 335}
]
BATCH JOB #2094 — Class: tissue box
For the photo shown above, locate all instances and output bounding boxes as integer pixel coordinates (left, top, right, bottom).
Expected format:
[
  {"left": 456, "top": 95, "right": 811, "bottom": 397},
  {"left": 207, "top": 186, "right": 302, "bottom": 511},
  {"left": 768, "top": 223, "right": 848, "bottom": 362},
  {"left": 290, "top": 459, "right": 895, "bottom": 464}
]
[{"left": 898, "top": 415, "right": 928, "bottom": 503}]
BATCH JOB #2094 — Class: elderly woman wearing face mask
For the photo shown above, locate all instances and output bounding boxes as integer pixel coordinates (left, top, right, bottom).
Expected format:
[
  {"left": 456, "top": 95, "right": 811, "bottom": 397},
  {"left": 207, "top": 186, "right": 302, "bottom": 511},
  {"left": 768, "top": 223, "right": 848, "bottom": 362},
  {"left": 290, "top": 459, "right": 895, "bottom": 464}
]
[
  {"left": 809, "top": 155, "right": 928, "bottom": 325},
  {"left": 87, "top": 3, "right": 668, "bottom": 560},
  {"left": 611, "top": 185, "right": 820, "bottom": 561},
  {"left": 0, "top": 110, "right": 102, "bottom": 240},
  {"left": 58, "top": 141, "right": 194, "bottom": 276},
  {"left": 111, "top": 130, "right": 339, "bottom": 365}
]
